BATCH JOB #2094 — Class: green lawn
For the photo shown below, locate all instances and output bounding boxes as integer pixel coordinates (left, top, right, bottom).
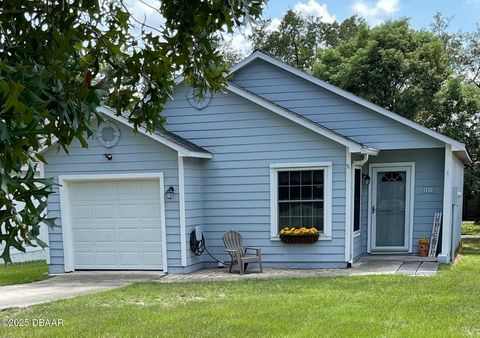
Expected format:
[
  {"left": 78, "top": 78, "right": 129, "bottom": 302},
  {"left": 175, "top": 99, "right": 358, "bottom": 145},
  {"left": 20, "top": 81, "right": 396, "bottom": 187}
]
[
  {"left": 462, "top": 221, "right": 480, "bottom": 235},
  {"left": 0, "top": 260, "right": 49, "bottom": 286},
  {"left": 2, "top": 242, "right": 480, "bottom": 337}
]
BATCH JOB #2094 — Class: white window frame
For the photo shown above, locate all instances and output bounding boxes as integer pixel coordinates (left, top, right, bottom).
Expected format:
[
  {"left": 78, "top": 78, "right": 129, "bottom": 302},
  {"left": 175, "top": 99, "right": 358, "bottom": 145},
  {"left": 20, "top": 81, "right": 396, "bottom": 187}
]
[
  {"left": 269, "top": 162, "right": 332, "bottom": 241},
  {"left": 353, "top": 166, "right": 363, "bottom": 238}
]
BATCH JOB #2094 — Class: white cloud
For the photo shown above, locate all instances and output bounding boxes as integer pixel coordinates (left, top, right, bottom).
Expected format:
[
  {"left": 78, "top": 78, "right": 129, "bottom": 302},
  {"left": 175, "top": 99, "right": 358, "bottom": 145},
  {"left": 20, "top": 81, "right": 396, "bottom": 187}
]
[
  {"left": 227, "top": 1, "right": 336, "bottom": 57},
  {"left": 125, "top": 0, "right": 165, "bottom": 36},
  {"left": 294, "top": 0, "right": 336, "bottom": 23},
  {"left": 227, "top": 18, "right": 281, "bottom": 55},
  {"left": 351, "top": 0, "right": 400, "bottom": 25}
]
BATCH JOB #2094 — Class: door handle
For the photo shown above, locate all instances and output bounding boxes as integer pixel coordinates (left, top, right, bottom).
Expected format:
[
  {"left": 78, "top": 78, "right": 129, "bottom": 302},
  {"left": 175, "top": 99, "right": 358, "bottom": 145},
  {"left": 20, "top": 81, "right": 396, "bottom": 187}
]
[{"left": 372, "top": 205, "right": 375, "bottom": 214}]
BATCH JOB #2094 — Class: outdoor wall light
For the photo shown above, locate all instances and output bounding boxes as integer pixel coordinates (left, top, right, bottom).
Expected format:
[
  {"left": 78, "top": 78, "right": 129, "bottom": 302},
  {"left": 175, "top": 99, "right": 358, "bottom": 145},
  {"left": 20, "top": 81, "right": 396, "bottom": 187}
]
[
  {"left": 363, "top": 174, "right": 371, "bottom": 186},
  {"left": 165, "top": 186, "right": 175, "bottom": 200}
]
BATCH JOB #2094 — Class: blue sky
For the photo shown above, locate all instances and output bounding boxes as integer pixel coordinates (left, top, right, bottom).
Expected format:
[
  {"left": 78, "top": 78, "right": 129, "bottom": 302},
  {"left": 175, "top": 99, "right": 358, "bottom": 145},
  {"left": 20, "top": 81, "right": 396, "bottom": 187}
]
[
  {"left": 263, "top": 0, "right": 479, "bottom": 31},
  {"left": 127, "top": 0, "right": 479, "bottom": 55}
]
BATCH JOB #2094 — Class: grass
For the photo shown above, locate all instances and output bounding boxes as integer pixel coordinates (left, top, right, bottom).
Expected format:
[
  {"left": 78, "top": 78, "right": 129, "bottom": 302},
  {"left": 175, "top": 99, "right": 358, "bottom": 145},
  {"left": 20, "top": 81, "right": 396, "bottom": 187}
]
[
  {"left": 462, "top": 221, "right": 480, "bottom": 235},
  {"left": 1, "top": 243, "right": 480, "bottom": 337},
  {"left": 0, "top": 260, "right": 49, "bottom": 286}
]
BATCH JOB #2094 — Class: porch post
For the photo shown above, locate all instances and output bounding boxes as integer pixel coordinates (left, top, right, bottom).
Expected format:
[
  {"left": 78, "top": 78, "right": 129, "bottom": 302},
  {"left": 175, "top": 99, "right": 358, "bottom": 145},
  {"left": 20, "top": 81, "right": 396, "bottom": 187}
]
[
  {"left": 345, "top": 150, "right": 353, "bottom": 263},
  {"left": 439, "top": 144, "right": 453, "bottom": 263},
  {"left": 178, "top": 155, "right": 187, "bottom": 267}
]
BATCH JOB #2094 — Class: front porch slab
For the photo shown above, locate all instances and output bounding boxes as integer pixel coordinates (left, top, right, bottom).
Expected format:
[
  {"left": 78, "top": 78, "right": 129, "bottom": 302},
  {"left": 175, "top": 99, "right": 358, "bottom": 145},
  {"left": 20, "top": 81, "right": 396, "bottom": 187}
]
[{"left": 159, "top": 260, "right": 439, "bottom": 283}]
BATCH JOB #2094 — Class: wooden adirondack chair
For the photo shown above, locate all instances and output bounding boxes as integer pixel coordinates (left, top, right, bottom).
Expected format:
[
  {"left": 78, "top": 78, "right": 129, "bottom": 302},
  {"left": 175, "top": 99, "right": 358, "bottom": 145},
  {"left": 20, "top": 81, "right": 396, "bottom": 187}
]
[{"left": 223, "top": 230, "right": 263, "bottom": 274}]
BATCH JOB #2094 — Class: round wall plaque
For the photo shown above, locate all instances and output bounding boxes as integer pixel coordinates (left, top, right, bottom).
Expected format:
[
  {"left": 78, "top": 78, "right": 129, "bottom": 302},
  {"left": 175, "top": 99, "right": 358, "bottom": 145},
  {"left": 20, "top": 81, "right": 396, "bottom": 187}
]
[
  {"left": 187, "top": 88, "right": 212, "bottom": 109},
  {"left": 96, "top": 121, "right": 120, "bottom": 148}
]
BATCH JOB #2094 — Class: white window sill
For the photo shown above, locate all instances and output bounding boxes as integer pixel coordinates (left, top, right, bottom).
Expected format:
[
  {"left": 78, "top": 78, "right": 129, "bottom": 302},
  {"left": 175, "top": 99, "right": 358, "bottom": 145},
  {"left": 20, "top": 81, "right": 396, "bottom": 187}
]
[
  {"left": 354, "top": 230, "right": 361, "bottom": 238},
  {"left": 271, "top": 235, "right": 332, "bottom": 241}
]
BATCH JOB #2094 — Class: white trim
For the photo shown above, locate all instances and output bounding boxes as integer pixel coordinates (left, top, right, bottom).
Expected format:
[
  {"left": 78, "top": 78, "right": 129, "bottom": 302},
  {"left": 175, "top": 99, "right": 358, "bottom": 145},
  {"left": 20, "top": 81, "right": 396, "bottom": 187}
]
[
  {"left": 345, "top": 151, "right": 352, "bottom": 262},
  {"left": 269, "top": 162, "right": 333, "bottom": 240},
  {"left": 368, "top": 162, "right": 415, "bottom": 253},
  {"left": 226, "top": 84, "right": 378, "bottom": 155},
  {"left": 178, "top": 156, "right": 187, "bottom": 267},
  {"left": 58, "top": 172, "right": 168, "bottom": 272},
  {"left": 439, "top": 145, "right": 453, "bottom": 262},
  {"left": 231, "top": 51, "right": 467, "bottom": 153},
  {"left": 352, "top": 165, "right": 363, "bottom": 240}
]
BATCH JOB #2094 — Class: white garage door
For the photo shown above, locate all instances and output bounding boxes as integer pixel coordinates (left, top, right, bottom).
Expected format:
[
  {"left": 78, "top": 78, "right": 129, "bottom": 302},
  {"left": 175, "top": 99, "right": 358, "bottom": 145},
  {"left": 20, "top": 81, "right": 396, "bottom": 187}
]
[{"left": 68, "top": 179, "right": 163, "bottom": 270}]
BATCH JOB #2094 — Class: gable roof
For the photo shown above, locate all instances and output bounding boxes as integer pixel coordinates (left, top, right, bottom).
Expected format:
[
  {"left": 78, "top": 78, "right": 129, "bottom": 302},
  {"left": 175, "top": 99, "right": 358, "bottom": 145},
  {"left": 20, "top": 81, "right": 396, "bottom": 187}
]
[
  {"left": 98, "top": 107, "right": 212, "bottom": 158},
  {"left": 232, "top": 51, "right": 470, "bottom": 162},
  {"left": 226, "top": 82, "right": 378, "bottom": 155}
]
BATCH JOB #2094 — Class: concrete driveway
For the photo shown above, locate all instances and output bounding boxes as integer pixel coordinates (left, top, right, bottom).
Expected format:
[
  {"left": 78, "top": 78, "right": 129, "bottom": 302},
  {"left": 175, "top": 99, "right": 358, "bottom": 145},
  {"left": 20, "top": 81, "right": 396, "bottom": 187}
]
[{"left": 0, "top": 271, "right": 165, "bottom": 311}]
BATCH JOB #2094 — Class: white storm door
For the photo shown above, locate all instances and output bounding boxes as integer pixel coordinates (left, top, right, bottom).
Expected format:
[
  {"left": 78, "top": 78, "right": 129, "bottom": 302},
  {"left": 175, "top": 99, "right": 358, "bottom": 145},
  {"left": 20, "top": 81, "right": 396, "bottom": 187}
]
[{"left": 371, "top": 165, "right": 413, "bottom": 252}]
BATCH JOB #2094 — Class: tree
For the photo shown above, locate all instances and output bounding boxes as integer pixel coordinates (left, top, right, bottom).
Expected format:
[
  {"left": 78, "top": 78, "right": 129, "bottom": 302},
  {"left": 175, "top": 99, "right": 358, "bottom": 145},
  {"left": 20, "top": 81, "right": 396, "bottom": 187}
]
[
  {"left": 0, "top": 0, "right": 266, "bottom": 263},
  {"left": 430, "top": 13, "right": 480, "bottom": 89},
  {"left": 249, "top": 10, "right": 364, "bottom": 71},
  {"left": 417, "top": 77, "right": 480, "bottom": 199},
  {"left": 313, "top": 19, "right": 451, "bottom": 120}
]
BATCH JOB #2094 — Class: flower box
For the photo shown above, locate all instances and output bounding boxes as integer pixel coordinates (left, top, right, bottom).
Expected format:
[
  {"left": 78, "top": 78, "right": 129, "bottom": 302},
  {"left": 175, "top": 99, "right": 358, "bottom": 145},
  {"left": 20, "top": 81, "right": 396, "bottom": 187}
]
[
  {"left": 279, "top": 227, "right": 320, "bottom": 244},
  {"left": 280, "top": 233, "right": 319, "bottom": 244}
]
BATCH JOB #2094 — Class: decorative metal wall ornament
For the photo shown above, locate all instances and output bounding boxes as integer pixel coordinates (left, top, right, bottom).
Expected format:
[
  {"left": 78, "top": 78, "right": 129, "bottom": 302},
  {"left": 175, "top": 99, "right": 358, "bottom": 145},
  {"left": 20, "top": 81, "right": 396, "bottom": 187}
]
[
  {"left": 96, "top": 121, "right": 120, "bottom": 148},
  {"left": 187, "top": 87, "right": 212, "bottom": 109},
  {"left": 381, "top": 172, "right": 403, "bottom": 182}
]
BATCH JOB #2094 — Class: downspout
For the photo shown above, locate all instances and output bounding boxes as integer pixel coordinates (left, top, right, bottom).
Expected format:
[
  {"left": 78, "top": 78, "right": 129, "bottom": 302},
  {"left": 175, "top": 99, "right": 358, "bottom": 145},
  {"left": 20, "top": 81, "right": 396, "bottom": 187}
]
[{"left": 353, "top": 154, "right": 369, "bottom": 167}]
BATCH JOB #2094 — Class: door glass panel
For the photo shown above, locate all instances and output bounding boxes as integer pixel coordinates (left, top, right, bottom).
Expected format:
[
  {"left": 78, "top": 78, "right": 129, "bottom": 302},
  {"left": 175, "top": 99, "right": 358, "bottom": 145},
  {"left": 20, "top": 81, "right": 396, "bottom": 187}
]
[{"left": 375, "top": 171, "right": 406, "bottom": 247}]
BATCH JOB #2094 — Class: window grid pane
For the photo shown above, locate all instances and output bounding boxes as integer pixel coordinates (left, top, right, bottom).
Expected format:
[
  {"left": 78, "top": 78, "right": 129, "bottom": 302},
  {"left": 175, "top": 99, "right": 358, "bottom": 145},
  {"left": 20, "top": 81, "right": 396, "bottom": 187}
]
[{"left": 278, "top": 169, "right": 325, "bottom": 232}]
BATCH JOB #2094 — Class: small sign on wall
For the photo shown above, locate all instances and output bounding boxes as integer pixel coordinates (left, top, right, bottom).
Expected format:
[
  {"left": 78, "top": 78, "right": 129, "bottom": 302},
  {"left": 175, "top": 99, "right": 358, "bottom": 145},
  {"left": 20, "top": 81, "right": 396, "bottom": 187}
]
[{"left": 423, "top": 187, "right": 435, "bottom": 193}]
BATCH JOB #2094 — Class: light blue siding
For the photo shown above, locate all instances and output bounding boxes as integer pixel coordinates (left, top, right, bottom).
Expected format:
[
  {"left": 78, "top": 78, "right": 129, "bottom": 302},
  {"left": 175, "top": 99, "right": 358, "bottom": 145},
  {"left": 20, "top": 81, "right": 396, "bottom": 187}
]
[
  {"left": 164, "top": 85, "right": 348, "bottom": 268},
  {"left": 184, "top": 157, "right": 205, "bottom": 271},
  {"left": 44, "top": 119, "right": 181, "bottom": 274},
  {"left": 231, "top": 59, "right": 444, "bottom": 150},
  {"left": 358, "top": 149, "right": 445, "bottom": 256}
]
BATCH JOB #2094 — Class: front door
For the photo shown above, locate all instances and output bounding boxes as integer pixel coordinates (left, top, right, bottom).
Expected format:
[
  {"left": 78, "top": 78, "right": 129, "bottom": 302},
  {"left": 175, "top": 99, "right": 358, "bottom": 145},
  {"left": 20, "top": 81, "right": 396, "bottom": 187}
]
[{"left": 371, "top": 164, "right": 413, "bottom": 252}]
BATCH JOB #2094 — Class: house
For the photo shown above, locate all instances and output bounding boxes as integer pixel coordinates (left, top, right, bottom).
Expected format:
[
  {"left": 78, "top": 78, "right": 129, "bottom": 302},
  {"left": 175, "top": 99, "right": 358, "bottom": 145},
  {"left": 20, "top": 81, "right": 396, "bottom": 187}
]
[{"left": 44, "top": 51, "right": 470, "bottom": 274}]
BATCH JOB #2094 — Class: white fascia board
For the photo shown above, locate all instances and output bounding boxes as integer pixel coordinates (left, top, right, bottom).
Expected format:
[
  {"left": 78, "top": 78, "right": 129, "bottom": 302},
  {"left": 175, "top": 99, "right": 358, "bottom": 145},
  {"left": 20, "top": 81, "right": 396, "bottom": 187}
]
[
  {"left": 226, "top": 83, "right": 373, "bottom": 154},
  {"left": 233, "top": 51, "right": 467, "bottom": 152}
]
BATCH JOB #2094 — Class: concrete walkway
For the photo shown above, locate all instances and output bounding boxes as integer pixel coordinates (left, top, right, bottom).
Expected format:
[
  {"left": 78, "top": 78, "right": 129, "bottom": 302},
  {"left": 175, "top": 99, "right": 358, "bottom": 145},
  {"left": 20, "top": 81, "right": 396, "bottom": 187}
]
[
  {"left": 159, "top": 260, "right": 439, "bottom": 283},
  {"left": 0, "top": 271, "right": 165, "bottom": 311},
  {"left": 462, "top": 235, "right": 480, "bottom": 239}
]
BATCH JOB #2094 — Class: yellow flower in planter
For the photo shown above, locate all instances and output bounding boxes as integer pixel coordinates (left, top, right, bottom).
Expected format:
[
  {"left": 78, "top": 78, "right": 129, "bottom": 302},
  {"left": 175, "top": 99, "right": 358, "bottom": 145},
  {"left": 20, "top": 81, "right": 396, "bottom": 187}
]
[{"left": 419, "top": 238, "right": 429, "bottom": 245}]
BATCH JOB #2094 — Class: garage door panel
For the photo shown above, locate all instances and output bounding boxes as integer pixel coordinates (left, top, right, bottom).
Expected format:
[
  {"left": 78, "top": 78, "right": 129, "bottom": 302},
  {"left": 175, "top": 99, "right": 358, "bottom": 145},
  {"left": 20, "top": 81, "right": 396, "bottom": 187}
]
[
  {"left": 141, "top": 229, "right": 162, "bottom": 241},
  {"left": 69, "top": 178, "right": 163, "bottom": 270},
  {"left": 73, "top": 229, "right": 94, "bottom": 242},
  {"left": 75, "top": 252, "right": 95, "bottom": 266},
  {"left": 71, "top": 206, "right": 92, "bottom": 219},
  {"left": 94, "top": 229, "right": 115, "bottom": 242},
  {"left": 117, "top": 206, "right": 143, "bottom": 218},
  {"left": 94, "top": 206, "right": 115, "bottom": 219},
  {"left": 96, "top": 252, "right": 118, "bottom": 265},
  {"left": 141, "top": 243, "right": 163, "bottom": 251},
  {"left": 117, "top": 229, "right": 139, "bottom": 241},
  {"left": 143, "top": 253, "right": 163, "bottom": 266}
]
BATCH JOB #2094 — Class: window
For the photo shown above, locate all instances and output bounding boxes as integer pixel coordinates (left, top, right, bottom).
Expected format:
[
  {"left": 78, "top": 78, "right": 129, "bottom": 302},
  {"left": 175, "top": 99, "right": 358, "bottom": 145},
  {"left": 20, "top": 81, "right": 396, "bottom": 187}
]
[
  {"left": 353, "top": 168, "right": 362, "bottom": 233},
  {"left": 270, "top": 163, "right": 332, "bottom": 239}
]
